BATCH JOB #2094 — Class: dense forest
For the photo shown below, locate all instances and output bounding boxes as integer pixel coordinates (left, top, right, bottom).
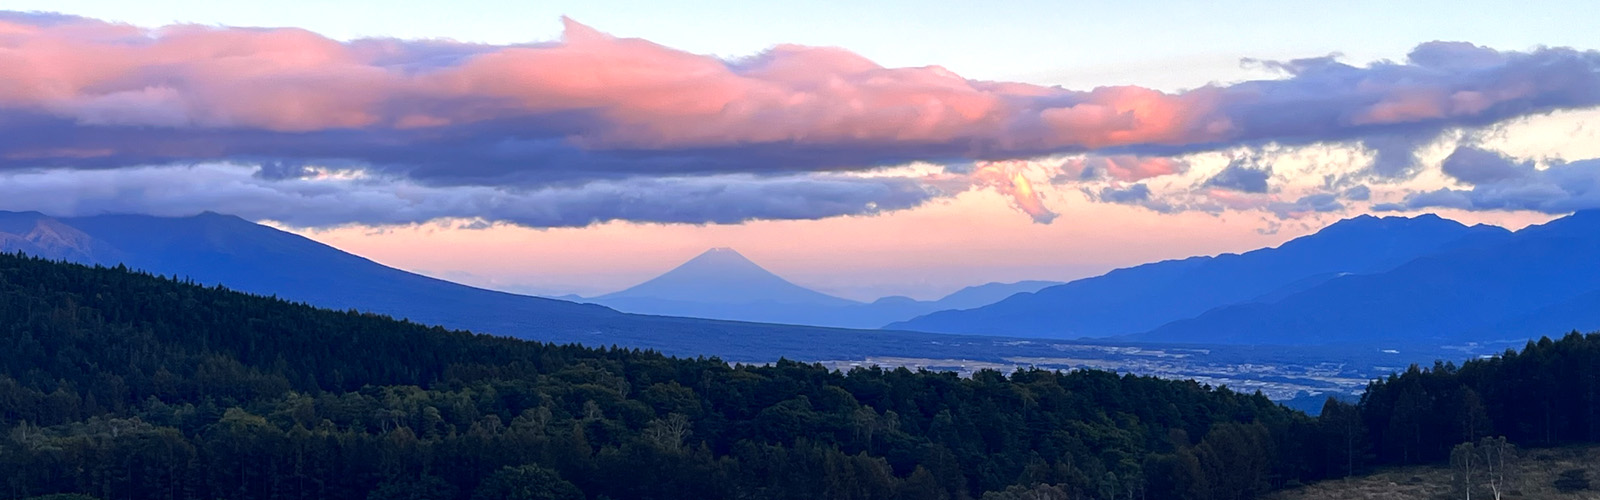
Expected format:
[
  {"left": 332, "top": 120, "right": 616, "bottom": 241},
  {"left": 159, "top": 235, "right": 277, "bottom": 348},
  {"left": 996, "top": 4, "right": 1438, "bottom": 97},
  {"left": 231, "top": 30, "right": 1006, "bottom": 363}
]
[{"left": 0, "top": 253, "right": 1596, "bottom": 500}]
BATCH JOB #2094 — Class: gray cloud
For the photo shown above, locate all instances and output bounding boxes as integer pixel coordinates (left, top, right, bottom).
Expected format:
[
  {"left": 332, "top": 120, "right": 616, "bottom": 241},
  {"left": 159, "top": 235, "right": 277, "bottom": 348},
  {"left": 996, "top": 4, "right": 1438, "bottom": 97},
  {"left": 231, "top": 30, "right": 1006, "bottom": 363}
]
[
  {"left": 1343, "top": 185, "right": 1372, "bottom": 201},
  {"left": 1361, "top": 132, "right": 1435, "bottom": 178},
  {"left": 1380, "top": 147, "right": 1600, "bottom": 213},
  {"left": 1267, "top": 193, "right": 1344, "bottom": 218},
  {"left": 1440, "top": 146, "right": 1533, "bottom": 183},
  {"left": 1087, "top": 183, "right": 1184, "bottom": 214},
  {"left": 1205, "top": 160, "right": 1272, "bottom": 193},
  {"left": 1098, "top": 184, "right": 1153, "bottom": 204},
  {"left": 254, "top": 161, "right": 319, "bottom": 181},
  {"left": 0, "top": 165, "right": 948, "bottom": 227}
]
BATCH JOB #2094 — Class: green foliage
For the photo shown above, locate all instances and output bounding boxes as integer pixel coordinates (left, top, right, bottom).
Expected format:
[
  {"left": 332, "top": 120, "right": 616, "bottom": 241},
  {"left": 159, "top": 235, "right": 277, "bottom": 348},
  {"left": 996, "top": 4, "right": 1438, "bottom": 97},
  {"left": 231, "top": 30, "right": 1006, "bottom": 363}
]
[
  {"left": 369, "top": 475, "right": 458, "bottom": 500},
  {"left": 1361, "top": 331, "right": 1600, "bottom": 465},
  {"left": 4, "top": 252, "right": 1599, "bottom": 499},
  {"left": 472, "top": 465, "right": 582, "bottom": 500},
  {"left": 979, "top": 483, "right": 1071, "bottom": 500}
]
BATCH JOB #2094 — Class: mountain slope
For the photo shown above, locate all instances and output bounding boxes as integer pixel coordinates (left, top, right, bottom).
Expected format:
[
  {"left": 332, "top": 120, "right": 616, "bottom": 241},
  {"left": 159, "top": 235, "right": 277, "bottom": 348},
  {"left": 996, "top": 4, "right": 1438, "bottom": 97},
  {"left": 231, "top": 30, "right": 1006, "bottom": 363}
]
[
  {"left": 0, "top": 211, "right": 122, "bottom": 264},
  {"left": 929, "top": 280, "right": 1063, "bottom": 311},
  {"left": 597, "top": 248, "right": 858, "bottom": 306},
  {"left": 890, "top": 214, "right": 1509, "bottom": 338},
  {"left": 587, "top": 248, "right": 1059, "bottom": 327},
  {"left": 1129, "top": 211, "right": 1600, "bottom": 344},
  {"left": 0, "top": 211, "right": 941, "bottom": 360},
  {"left": 1486, "top": 288, "right": 1600, "bottom": 340},
  {"left": 0, "top": 251, "right": 1317, "bottom": 500},
  {"left": 53, "top": 212, "right": 619, "bottom": 331}
]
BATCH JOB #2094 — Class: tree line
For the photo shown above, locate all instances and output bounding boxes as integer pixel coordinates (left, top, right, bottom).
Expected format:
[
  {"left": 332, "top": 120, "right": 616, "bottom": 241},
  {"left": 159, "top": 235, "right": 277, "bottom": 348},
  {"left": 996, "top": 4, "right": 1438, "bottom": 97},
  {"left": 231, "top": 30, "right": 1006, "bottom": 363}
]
[{"left": 0, "top": 252, "right": 1595, "bottom": 499}]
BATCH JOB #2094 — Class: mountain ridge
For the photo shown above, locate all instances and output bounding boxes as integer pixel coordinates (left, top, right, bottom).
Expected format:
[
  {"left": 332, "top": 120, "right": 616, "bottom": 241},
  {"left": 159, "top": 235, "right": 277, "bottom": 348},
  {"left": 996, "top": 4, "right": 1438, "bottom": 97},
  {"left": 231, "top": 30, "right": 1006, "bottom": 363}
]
[
  {"left": 889, "top": 213, "right": 1511, "bottom": 338},
  {"left": 0, "top": 211, "right": 943, "bottom": 360},
  {"left": 1127, "top": 209, "right": 1600, "bottom": 344},
  {"left": 0, "top": 211, "right": 122, "bottom": 264}
]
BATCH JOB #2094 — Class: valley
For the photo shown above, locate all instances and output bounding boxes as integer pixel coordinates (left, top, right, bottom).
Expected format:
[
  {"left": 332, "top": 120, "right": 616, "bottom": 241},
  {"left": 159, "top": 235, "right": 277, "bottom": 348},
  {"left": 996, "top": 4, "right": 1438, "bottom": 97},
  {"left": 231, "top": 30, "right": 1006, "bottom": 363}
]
[{"left": 812, "top": 340, "right": 1497, "bottom": 403}]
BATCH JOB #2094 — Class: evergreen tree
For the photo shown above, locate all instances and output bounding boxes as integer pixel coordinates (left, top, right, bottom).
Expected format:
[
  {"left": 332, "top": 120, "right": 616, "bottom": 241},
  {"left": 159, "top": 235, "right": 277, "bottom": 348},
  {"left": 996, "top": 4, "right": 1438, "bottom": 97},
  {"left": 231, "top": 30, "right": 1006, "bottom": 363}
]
[{"left": 472, "top": 465, "right": 583, "bottom": 500}]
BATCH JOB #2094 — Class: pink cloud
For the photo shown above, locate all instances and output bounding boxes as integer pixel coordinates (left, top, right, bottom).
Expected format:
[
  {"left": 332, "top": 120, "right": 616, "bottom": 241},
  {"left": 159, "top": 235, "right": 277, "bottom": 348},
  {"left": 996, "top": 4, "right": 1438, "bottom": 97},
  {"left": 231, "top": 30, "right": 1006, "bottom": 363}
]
[
  {"left": 5, "top": 14, "right": 1590, "bottom": 165},
  {"left": 971, "top": 160, "right": 1056, "bottom": 223},
  {"left": 1063, "top": 155, "right": 1188, "bottom": 182},
  {"left": 0, "top": 12, "right": 1598, "bottom": 230},
  {"left": 0, "top": 16, "right": 393, "bottom": 130}
]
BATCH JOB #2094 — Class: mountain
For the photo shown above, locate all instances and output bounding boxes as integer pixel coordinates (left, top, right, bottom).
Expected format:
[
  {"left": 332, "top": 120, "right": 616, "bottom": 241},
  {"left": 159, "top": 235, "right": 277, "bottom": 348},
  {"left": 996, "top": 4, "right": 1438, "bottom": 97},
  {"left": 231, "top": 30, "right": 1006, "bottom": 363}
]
[
  {"left": 583, "top": 247, "right": 863, "bottom": 325},
  {"left": 889, "top": 214, "right": 1509, "bottom": 338},
  {"left": 1129, "top": 210, "right": 1600, "bottom": 344},
  {"left": 0, "top": 211, "right": 938, "bottom": 360},
  {"left": 1487, "top": 289, "right": 1600, "bottom": 341},
  {"left": 597, "top": 248, "right": 859, "bottom": 306},
  {"left": 585, "top": 248, "right": 1060, "bottom": 328},
  {"left": 0, "top": 211, "right": 122, "bottom": 264},
  {"left": 930, "top": 280, "right": 1064, "bottom": 310},
  {"left": 44, "top": 211, "right": 620, "bottom": 332}
]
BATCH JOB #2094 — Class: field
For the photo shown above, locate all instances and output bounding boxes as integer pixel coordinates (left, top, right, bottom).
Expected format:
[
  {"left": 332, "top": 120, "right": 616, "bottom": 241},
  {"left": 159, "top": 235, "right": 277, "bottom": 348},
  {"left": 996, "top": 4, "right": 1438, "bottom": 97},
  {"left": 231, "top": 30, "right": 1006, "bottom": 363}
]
[{"left": 1269, "top": 445, "right": 1600, "bottom": 500}]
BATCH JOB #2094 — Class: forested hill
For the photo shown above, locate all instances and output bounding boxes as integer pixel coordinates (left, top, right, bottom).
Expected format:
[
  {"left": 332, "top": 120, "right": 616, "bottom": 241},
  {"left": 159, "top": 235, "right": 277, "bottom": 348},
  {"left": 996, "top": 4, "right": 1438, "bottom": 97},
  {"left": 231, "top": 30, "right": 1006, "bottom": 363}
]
[
  {"left": 0, "top": 252, "right": 1306, "bottom": 500},
  {"left": 1, "top": 252, "right": 1599, "bottom": 500}
]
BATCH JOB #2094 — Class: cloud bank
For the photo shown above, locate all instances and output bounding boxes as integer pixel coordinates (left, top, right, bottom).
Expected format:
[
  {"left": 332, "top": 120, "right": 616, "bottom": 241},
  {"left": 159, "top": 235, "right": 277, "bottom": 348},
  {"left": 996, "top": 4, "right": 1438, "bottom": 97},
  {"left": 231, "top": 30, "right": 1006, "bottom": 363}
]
[
  {"left": 2, "top": 11, "right": 1599, "bottom": 226},
  {"left": 1379, "top": 146, "right": 1600, "bottom": 213},
  {"left": 0, "top": 163, "right": 953, "bottom": 227}
]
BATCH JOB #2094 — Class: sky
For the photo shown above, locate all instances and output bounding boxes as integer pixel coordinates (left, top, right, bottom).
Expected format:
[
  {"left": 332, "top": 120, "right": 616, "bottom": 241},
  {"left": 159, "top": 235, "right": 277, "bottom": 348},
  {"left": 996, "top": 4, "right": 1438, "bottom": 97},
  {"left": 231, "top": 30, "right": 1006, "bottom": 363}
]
[{"left": 0, "top": 1, "right": 1597, "bottom": 299}]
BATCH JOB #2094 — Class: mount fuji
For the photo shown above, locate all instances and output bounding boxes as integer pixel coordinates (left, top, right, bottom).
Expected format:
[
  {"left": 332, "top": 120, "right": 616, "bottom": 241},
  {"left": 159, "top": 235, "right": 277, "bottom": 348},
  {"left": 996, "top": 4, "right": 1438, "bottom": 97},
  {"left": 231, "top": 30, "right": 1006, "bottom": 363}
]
[{"left": 584, "top": 248, "right": 1057, "bottom": 328}]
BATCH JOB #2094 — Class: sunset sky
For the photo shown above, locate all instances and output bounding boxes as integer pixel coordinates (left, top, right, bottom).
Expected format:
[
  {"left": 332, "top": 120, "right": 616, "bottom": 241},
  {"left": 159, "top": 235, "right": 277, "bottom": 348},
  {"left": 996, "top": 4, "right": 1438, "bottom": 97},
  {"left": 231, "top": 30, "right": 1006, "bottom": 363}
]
[{"left": 2, "top": 1, "right": 1596, "bottom": 299}]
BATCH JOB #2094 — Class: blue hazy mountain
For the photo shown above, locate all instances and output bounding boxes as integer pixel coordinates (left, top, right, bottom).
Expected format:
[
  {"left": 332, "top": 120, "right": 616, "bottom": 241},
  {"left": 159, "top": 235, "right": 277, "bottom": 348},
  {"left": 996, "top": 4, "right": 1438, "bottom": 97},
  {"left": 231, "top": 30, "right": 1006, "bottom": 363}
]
[
  {"left": 598, "top": 248, "right": 860, "bottom": 307},
  {"left": 586, "top": 248, "right": 1060, "bottom": 328},
  {"left": 889, "top": 214, "right": 1510, "bottom": 338},
  {"left": 0, "top": 211, "right": 123, "bottom": 264},
  {"left": 931, "top": 280, "right": 1065, "bottom": 310},
  {"left": 23, "top": 211, "right": 619, "bottom": 331},
  {"left": 0, "top": 211, "right": 940, "bottom": 360},
  {"left": 1129, "top": 210, "right": 1600, "bottom": 344}
]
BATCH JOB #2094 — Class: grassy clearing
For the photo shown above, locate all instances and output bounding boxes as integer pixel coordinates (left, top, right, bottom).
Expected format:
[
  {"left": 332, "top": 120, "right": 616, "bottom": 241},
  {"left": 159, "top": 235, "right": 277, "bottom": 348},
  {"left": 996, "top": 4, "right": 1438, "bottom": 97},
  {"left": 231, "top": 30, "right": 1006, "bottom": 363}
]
[{"left": 1268, "top": 445, "right": 1600, "bottom": 500}]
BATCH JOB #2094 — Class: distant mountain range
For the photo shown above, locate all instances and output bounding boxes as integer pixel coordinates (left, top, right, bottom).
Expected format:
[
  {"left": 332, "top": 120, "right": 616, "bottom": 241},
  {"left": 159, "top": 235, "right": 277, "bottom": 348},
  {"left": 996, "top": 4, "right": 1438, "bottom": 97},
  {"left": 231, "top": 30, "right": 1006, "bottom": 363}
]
[
  {"left": 581, "top": 247, "right": 1059, "bottom": 328},
  {"left": 894, "top": 211, "right": 1600, "bottom": 345},
  {"left": 0, "top": 210, "right": 621, "bottom": 328},
  {"left": 1129, "top": 210, "right": 1600, "bottom": 344},
  {"left": 890, "top": 213, "right": 1510, "bottom": 338},
  {"left": 8, "top": 209, "right": 1599, "bottom": 348},
  {"left": 0, "top": 210, "right": 948, "bottom": 360}
]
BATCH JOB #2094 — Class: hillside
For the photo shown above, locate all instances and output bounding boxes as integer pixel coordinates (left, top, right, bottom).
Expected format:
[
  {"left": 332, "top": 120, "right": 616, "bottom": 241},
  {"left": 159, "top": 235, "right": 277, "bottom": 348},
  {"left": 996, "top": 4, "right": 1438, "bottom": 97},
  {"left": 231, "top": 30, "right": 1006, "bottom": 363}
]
[
  {"left": 1133, "top": 210, "right": 1600, "bottom": 344},
  {"left": 5, "top": 252, "right": 1600, "bottom": 499},
  {"left": 0, "top": 211, "right": 967, "bottom": 361},
  {"left": 0, "top": 212, "right": 121, "bottom": 264},
  {"left": 0, "top": 252, "right": 1318, "bottom": 500},
  {"left": 0, "top": 211, "right": 618, "bottom": 329},
  {"left": 891, "top": 214, "right": 1506, "bottom": 338}
]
